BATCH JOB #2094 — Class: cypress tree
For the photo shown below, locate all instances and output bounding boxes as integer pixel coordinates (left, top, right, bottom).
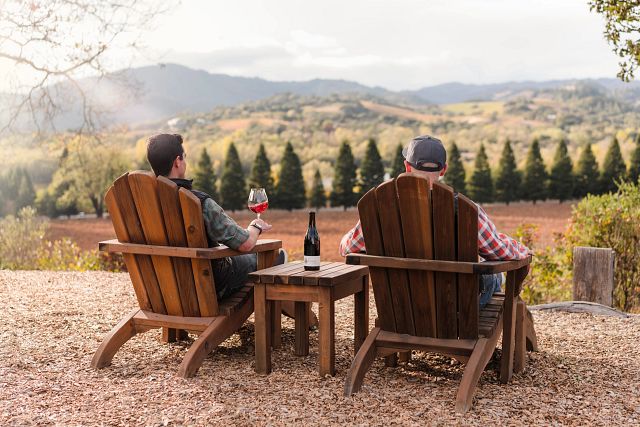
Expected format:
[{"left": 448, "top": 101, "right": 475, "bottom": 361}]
[
  {"left": 467, "top": 143, "right": 493, "bottom": 203},
  {"left": 193, "top": 148, "right": 218, "bottom": 200},
  {"left": 522, "top": 139, "right": 548, "bottom": 204},
  {"left": 628, "top": 133, "right": 640, "bottom": 184},
  {"left": 390, "top": 143, "right": 405, "bottom": 178},
  {"left": 600, "top": 136, "right": 627, "bottom": 193},
  {"left": 15, "top": 169, "right": 36, "bottom": 212},
  {"left": 548, "top": 139, "right": 574, "bottom": 203},
  {"left": 249, "top": 143, "right": 274, "bottom": 195},
  {"left": 219, "top": 142, "right": 246, "bottom": 211},
  {"left": 274, "top": 142, "right": 306, "bottom": 210},
  {"left": 445, "top": 141, "right": 466, "bottom": 193},
  {"left": 574, "top": 144, "right": 600, "bottom": 198},
  {"left": 309, "top": 168, "right": 327, "bottom": 210},
  {"left": 494, "top": 139, "right": 520, "bottom": 205},
  {"left": 330, "top": 140, "right": 357, "bottom": 210},
  {"left": 359, "top": 138, "right": 385, "bottom": 197}
]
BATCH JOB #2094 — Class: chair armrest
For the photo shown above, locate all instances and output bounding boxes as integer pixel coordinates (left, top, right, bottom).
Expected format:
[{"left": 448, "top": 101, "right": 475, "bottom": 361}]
[
  {"left": 99, "top": 238, "right": 282, "bottom": 260},
  {"left": 346, "top": 254, "right": 530, "bottom": 274}
]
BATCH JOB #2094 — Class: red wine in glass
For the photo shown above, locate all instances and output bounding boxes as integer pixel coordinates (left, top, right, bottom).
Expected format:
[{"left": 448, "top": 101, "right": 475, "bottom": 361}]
[{"left": 248, "top": 188, "right": 268, "bottom": 219}]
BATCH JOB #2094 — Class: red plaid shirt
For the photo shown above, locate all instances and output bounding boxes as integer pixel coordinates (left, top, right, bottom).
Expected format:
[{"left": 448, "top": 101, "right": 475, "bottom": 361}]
[{"left": 339, "top": 204, "right": 530, "bottom": 260}]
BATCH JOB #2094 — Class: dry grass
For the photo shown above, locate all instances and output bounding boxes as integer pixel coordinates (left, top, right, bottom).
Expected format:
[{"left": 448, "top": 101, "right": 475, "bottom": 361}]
[
  {"left": 1, "top": 270, "right": 639, "bottom": 425},
  {"left": 47, "top": 201, "right": 574, "bottom": 262}
]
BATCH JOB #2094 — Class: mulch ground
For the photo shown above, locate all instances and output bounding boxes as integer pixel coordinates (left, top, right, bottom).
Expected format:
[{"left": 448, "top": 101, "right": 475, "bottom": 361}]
[{"left": 1, "top": 270, "right": 638, "bottom": 426}]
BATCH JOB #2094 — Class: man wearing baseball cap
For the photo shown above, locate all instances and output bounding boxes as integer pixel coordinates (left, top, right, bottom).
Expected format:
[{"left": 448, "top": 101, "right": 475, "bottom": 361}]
[{"left": 339, "top": 135, "right": 531, "bottom": 308}]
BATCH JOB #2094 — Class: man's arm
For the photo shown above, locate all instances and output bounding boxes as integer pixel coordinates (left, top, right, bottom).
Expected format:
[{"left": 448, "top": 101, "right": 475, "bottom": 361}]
[
  {"left": 476, "top": 205, "right": 531, "bottom": 261},
  {"left": 339, "top": 220, "right": 366, "bottom": 257},
  {"left": 202, "top": 199, "right": 271, "bottom": 252}
]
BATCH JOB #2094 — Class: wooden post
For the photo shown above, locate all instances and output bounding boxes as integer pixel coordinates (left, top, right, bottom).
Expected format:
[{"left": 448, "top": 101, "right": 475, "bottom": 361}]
[{"left": 573, "top": 247, "right": 615, "bottom": 307}]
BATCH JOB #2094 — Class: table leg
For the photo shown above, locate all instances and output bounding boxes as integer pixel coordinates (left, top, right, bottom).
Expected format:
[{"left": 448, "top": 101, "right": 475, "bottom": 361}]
[
  {"left": 354, "top": 275, "right": 369, "bottom": 355},
  {"left": 294, "top": 302, "right": 309, "bottom": 356},
  {"left": 254, "top": 283, "right": 271, "bottom": 374},
  {"left": 271, "top": 300, "right": 282, "bottom": 349},
  {"left": 318, "top": 287, "right": 335, "bottom": 376}
]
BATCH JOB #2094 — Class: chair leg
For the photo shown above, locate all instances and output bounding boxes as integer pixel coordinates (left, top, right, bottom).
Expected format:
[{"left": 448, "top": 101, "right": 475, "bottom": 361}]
[
  {"left": 344, "top": 327, "right": 381, "bottom": 396},
  {"left": 525, "top": 305, "right": 538, "bottom": 352},
  {"left": 91, "top": 309, "right": 141, "bottom": 369},
  {"left": 455, "top": 317, "right": 503, "bottom": 414},
  {"left": 162, "top": 328, "right": 189, "bottom": 343},
  {"left": 177, "top": 300, "right": 252, "bottom": 378},
  {"left": 514, "top": 300, "right": 526, "bottom": 373}
]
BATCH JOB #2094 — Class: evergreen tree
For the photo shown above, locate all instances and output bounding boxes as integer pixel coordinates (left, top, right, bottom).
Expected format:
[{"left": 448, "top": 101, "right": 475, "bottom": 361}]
[
  {"left": 15, "top": 168, "right": 36, "bottom": 212},
  {"left": 467, "top": 143, "right": 493, "bottom": 203},
  {"left": 548, "top": 139, "right": 574, "bottom": 203},
  {"left": 359, "top": 138, "right": 385, "bottom": 197},
  {"left": 274, "top": 142, "right": 306, "bottom": 210},
  {"left": 193, "top": 148, "right": 218, "bottom": 200},
  {"left": 219, "top": 142, "right": 246, "bottom": 211},
  {"left": 494, "top": 139, "right": 520, "bottom": 205},
  {"left": 574, "top": 144, "right": 600, "bottom": 198},
  {"left": 248, "top": 143, "right": 274, "bottom": 195},
  {"left": 600, "top": 136, "right": 627, "bottom": 193},
  {"left": 309, "top": 169, "right": 327, "bottom": 210},
  {"left": 522, "top": 139, "right": 548, "bottom": 204},
  {"left": 390, "top": 143, "right": 405, "bottom": 178},
  {"left": 628, "top": 133, "right": 640, "bottom": 184},
  {"left": 444, "top": 141, "right": 466, "bottom": 193},
  {"left": 330, "top": 140, "right": 358, "bottom": 210}
]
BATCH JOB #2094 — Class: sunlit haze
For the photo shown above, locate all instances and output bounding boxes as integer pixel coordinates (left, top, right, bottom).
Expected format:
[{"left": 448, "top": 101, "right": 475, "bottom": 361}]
[
  {"left": 0, "top": 0, "right": 622, "bottom": 92},
  {"left": 142, "top": 0, "right": 620, "bottom": 89}
]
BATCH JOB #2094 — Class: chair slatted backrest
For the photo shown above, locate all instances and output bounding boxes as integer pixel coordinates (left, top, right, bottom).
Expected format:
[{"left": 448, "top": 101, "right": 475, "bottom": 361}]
[
  {"left": 358, "top": 174, "right": 479, "bottom": 339},
  {"left": 105, "top": 171, "right": 219, "bottom": 317}
]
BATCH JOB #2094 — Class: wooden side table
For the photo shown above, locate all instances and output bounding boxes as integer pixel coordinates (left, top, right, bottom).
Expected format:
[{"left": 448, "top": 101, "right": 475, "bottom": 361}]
[{"left": 249, "top": 262, "right": 369, "bottom": 377}]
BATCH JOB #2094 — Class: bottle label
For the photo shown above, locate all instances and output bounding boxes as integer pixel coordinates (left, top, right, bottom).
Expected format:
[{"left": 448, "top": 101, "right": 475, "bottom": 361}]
[{"left": 304, "top": 256, "right": 320, "bottom": 267}]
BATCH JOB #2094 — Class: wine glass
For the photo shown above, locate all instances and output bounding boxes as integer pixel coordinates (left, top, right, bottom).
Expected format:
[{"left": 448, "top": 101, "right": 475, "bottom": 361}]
[{"left": 248, "top": 188, "right": 268, "bottom": 219}]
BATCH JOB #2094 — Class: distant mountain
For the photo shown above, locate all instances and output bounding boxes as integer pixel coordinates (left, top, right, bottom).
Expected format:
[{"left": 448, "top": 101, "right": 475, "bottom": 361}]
[
  {"left": 407, "top": 79, "right": 640, "bottom": 104},
  {"left": 6, "top": 63, "right": 640, "bottom": 130}
]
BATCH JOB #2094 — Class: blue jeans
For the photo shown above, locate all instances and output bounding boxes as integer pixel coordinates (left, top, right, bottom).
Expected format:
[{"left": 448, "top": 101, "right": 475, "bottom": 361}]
[
  {"left": 214, "top": 250, "right": 287, "bottom": 299},
  {"left": 479, "top": 273, "right": 503, "bottom": 308}
]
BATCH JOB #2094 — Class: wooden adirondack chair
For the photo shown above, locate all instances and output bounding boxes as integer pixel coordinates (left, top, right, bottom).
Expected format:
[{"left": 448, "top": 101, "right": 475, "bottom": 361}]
[
  {"left": 91, "top": 171, "right": 282, "bottom": 378},
  {"left": 343, "top": 174, "right": 538, "bottom": 413}
]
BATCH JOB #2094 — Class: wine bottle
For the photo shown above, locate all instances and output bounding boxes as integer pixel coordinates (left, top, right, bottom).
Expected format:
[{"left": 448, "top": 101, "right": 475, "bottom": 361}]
[{"left": 304, "top": 211, "right": 320, "bottom": 271}]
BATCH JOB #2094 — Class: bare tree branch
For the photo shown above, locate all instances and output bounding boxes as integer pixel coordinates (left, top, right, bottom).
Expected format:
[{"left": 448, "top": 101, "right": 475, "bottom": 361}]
[{"left": 0, "top": 0, "right": 173, "bottom": 137}]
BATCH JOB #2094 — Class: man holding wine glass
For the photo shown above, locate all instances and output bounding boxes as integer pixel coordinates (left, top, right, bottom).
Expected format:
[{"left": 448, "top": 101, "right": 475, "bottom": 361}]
[{"left": 146, "top": 133, "right": 285, "bottom": 299}]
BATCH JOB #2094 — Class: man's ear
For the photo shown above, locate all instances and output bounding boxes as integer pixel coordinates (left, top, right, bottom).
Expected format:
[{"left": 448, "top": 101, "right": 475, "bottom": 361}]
[
  {"left": 440, "top": 163, "right": 448, "bottom": 177},
  {"left": 404, "top": 160, "right": 411, "bottom": 173}
]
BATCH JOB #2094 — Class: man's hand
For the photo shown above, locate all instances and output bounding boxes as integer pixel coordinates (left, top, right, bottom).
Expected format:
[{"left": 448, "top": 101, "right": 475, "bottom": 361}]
[
  {"left": 238, "top": 218, "right": 273, "bottom": 252},
  {"left": 250, "top": 218, "right": 273, "bottom": 233}
]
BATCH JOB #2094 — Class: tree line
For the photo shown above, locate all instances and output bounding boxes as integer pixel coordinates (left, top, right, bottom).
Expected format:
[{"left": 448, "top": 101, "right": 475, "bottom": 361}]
[
  {"left": 450, "top": 135, "right": 640, "bottom": 205},
  {"left": 2, "top": 135, "right": 640, "bottom": 219}
]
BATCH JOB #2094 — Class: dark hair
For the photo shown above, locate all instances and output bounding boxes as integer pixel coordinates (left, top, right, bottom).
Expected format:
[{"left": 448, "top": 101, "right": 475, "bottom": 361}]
[{"left": 146, "top": 133, "right": 184, "bottom": 176}]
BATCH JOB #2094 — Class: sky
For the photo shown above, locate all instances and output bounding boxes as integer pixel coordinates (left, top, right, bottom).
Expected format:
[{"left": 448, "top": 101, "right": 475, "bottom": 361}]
[
  {"left": 0, "top": 0, "right": 623, "bottom": 92},
  {"left": 139, "top": 0, "right": 621, "bottom": 90}
]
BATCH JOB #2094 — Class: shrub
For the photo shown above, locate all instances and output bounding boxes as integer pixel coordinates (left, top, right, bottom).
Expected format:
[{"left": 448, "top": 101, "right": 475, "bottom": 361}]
[
  {"left": 514, "top": 224, "right": 573, "bottom": 305},
  {"left": 0, "top": 206, "right": 125, "bottom": 272},
  {"left": 565, "top": 181, "right": 640, "bottom": 311},
  {"left": 0, "top": 207, "right": 48, "bottom": 269},
  {"left": 37, "top": 238, "right": 114, "bottom": 271}
]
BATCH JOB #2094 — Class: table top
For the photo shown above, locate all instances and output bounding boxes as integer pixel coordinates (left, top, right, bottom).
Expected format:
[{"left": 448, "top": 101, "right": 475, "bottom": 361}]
[{"left": 248, "top": 261, "right": 369, "bottom": 287}]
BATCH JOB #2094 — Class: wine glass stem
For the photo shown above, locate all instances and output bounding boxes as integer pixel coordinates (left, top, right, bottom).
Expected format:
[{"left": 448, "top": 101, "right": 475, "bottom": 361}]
[{"left": 257, "top": 212, "right": 261, "bottom": 220}]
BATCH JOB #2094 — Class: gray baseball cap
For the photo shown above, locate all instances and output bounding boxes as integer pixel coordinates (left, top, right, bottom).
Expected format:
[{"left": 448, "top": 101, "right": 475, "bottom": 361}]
[{"left": 402, "top": 135, "right": 447, "bottom": 172}]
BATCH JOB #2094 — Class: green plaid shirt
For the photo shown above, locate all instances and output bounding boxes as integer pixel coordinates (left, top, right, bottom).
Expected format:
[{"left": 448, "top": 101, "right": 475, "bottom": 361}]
[{"left": 202, "top": 198, "right": 249, "bottom": 250}]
